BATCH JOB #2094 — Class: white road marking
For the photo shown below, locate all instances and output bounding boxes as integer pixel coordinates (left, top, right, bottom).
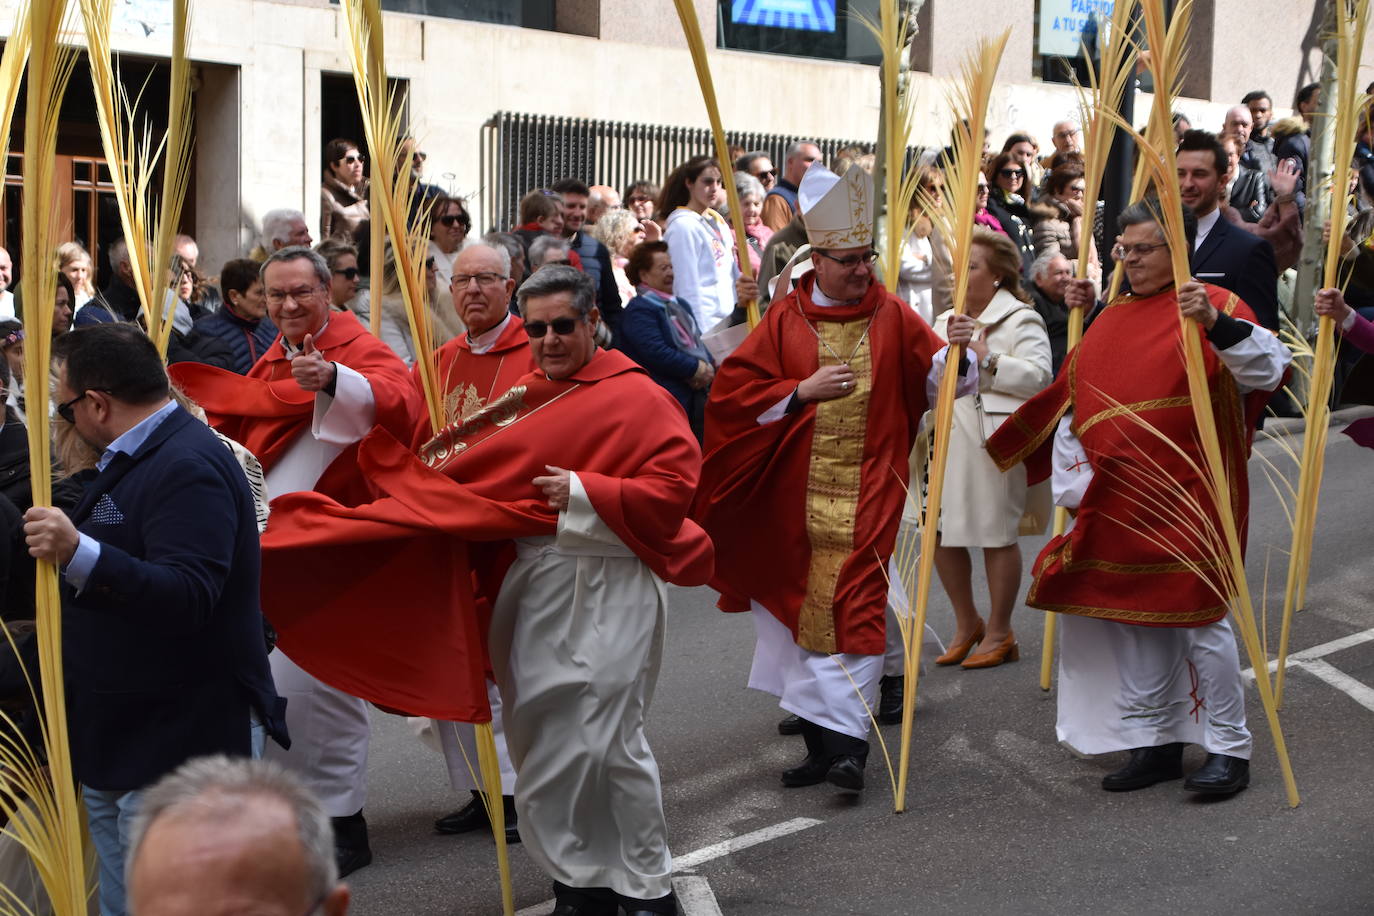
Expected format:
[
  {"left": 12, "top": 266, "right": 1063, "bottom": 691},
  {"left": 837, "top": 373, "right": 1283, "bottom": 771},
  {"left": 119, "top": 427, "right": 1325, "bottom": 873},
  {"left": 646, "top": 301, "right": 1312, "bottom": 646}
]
[
  {"left": 1292, "top": 659, "right": 1374, "bottom": 713},
  {"left": 673, "top": 816, "right": 822, "bottom": 870},
  {"left": 514, "top": 817, "right": 823, "bottom": 915},
  {"left": 1241, "top": 626, "right": 1374, "bottom": 677},
  {"left": 672, "top": 876, "right": 725, "bottom": 916},
  {"left": 1239, "top": 627, "right": 1374, "bottom": 713}
]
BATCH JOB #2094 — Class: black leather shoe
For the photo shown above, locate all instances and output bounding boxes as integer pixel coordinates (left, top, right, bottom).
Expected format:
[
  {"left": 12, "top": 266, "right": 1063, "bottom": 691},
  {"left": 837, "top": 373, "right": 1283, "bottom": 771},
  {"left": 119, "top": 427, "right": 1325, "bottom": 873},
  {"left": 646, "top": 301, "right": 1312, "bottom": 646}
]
[
  {"left": 1183, "top": 754, "right": 1250, "bottom": 796},
  {"left": 335, "top": 843, "right": 372, "bottom": 877},
  {"left": 777, "top": 714, "right": 803, "bottom": 735},
  {"left": 877, "top": 675, "right": 903, "bottom": 725},
  {"left": 435, "top": 794, "right": 489, "bottom": 834},
  {"left": 1101, "top": 743, "right": 1185, "bottom": 791},
  {"left": 332, "top": 810, "right": 372, "bottom": 877},
  {"left": 825, "top": 755, "right": 865, "bottom": 792},
  {"left": 781, "top": 753, "right": 832, "bottom": 787}
]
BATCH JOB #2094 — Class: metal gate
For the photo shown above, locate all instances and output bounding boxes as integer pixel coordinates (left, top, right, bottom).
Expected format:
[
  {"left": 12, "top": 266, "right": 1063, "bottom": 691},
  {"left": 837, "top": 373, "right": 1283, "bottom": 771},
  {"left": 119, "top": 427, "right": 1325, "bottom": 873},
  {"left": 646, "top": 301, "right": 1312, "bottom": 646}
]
[{"left": 478, "top": 111, "right": 886, "bottom": 233}]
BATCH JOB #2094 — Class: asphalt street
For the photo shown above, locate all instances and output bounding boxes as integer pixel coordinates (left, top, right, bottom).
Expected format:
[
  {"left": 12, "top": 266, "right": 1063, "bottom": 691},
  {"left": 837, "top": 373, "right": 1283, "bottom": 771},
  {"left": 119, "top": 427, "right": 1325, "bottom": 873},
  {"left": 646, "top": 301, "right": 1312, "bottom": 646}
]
[{"left": 344, "top": 409, "right": 1374, "bottom": 916}]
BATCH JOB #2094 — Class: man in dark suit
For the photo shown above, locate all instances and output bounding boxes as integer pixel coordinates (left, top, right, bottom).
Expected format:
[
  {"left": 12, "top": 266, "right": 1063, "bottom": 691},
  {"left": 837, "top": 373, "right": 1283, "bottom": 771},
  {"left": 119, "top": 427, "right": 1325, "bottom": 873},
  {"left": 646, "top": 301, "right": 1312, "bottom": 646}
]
[
  {"left": 1177, "top": 129, "right": 1280, "bottom": 330},
  {"left": 23, "top": 323, "right": 285, "bottom": 916}
]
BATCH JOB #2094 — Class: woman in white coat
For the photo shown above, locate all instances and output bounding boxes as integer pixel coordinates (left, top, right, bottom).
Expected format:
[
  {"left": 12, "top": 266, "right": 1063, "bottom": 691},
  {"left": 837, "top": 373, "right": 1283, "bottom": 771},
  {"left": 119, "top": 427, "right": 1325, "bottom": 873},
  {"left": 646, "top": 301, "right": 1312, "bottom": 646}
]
[
  {"left": 661, "top": 155, "right": 738, "bottom": 332},
  {"left": 932, "top": 229, "right": 1053, "bottom": 669}
]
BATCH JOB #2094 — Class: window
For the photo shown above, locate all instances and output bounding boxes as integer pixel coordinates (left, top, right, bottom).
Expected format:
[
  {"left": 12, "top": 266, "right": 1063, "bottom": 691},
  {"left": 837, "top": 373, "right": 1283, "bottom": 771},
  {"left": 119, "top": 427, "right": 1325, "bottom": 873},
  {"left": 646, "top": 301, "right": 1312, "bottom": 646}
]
[
  {"left": 340, "top": 0, "right": 556, "bottom": 29},
  {"left": 717, "top": 0, "right": 882, "bottom": 65}
]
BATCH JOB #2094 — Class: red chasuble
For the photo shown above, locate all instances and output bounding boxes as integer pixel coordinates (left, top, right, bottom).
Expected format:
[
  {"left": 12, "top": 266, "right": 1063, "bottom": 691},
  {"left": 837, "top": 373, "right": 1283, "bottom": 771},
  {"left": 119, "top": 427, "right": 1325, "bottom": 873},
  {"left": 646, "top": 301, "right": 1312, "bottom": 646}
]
[
  {"left": 257, "top": 348, "right": 714, "bottom": 721},
  {"left": 417, "top": 315, "right": 537, "bottom": 440},
  {"left": 986, "top": 285, "right": 1275, "bottom": 627},
  {"left": 170, "top": 309, "right": 420, "bottom": 499},
  {"left": 694, "top": 273, "right": 943, "bottom": 656}
]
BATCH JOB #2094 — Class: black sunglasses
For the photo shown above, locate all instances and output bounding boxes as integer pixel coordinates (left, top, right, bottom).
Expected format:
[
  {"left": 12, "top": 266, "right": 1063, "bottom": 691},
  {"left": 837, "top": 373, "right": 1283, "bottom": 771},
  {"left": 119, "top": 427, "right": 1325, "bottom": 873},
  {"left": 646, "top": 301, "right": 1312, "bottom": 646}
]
[
  {"left": 56, "top": 388, "right": 110, "bottom": 423},
  {"left": 523, "top": 316, "right": 582, "bottom": 338},
  {"left": 999, "top": 168, "right": 1025, "bottom": 178},
  {"left": 438, "top": 214, "right": 469, "bottom": 228},
  {"left": 333, "top": 267, "right": 359, "bottom": 280}
]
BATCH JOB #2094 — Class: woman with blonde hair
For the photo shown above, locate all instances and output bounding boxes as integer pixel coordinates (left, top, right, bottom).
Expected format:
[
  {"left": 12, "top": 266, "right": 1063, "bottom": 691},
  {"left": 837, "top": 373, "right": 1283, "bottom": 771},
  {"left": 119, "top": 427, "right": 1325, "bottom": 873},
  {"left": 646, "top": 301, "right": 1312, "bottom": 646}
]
[
  {"left": 591, "top": 207, "right": 646, "bottom": 308},
  {"left": 57, "top": 241, "right": 97, "bottom": 309},
  {"left": 932, "top": 228, "right": 1052, "bottom": 669}
]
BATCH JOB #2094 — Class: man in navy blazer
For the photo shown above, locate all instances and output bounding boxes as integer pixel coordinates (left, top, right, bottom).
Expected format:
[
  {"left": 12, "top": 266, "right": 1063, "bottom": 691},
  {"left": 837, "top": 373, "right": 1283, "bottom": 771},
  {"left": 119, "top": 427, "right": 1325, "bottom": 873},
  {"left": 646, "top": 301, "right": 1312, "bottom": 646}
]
[
  {"left": 1178, "top": 129, "right": 1281, "bottom": 330},
  {"left": 24, "top": 323, "right": 286, "bottom": 916}
]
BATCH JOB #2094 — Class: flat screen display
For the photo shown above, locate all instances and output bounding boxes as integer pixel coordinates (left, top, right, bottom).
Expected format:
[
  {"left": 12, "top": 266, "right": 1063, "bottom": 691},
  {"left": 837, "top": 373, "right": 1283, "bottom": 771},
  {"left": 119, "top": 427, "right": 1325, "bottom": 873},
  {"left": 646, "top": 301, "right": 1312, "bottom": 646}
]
[{"left": 731, "top": 0, "right": 837, "bottom": 33}]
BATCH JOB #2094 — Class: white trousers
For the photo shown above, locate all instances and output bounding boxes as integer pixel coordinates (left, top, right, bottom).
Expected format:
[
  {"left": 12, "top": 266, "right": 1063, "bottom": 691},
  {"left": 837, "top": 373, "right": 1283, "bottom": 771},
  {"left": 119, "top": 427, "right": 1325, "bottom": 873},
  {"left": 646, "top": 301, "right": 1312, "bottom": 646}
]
[
  {"left": 263, "top": 651, "right": 370, "bottom": 816},
  {"left": 436, "top": 680, "right": 518, "bottom": 794},
  {"left": 749, "top": 561, "right": 944, "bottom": 740},
  {"left": 1057, "top": 614, "right": 1252, "bottom": 758}
]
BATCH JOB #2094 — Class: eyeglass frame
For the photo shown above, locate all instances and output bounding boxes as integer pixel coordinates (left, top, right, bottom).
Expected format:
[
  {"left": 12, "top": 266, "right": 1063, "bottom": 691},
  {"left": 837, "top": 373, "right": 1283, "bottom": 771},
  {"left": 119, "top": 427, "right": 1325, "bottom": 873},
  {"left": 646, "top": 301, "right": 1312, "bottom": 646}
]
[
  {"left": 523, "top": 316, "right": 585, "bottom": 338},
  {"left": 56, "top": 388, "right": 111, "bottom": 423},
  {"left": 263, "top": 284, "right": 328, "bottom": 307},
  {"left": 333, "top": 266, "right": 360, "bottom": 280},
  {"left": 1111, "top": 241, "right": 1171, "bottom": 260},
  {"left": 451, "top": 272, "right": 509, "bottom": 288},
  {"left": 814, "top": 249, "right": 880, "bottom": 269}
]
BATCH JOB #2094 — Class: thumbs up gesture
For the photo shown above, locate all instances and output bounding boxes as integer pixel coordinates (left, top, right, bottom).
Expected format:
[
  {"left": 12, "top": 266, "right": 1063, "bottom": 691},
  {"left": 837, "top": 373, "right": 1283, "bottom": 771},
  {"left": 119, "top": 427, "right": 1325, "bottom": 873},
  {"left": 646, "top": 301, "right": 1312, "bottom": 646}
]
[{"left": 291, "top": 333, "right": 337, "bottom": 392}]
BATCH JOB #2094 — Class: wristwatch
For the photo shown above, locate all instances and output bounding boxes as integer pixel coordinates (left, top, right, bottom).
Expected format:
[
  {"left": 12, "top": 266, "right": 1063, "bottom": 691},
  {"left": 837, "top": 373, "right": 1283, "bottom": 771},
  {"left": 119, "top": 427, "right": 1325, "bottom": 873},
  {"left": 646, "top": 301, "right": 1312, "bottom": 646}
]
[{"left": 980, "top": 352, "right": 1000, "bottom": 374}]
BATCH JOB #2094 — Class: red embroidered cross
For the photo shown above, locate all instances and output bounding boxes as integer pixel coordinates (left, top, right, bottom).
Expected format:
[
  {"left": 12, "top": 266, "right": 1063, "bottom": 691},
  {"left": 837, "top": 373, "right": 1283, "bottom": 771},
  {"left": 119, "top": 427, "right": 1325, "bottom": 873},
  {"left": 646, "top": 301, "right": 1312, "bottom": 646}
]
[
  {"left": 1068, "top": 455, "right": 1090, "bottom": 472},
  {"left": 1187, "top": 658, "right": 1207, "bottom": 723}
]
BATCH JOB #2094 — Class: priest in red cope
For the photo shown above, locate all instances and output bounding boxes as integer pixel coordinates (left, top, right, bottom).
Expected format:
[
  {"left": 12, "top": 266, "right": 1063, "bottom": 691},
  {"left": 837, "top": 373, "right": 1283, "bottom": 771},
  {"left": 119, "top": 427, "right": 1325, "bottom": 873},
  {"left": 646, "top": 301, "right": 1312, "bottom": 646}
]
[
  {"left": 422, "top": 239, "right": 534, "bottom": 844},
  {"left": 695, "top": 162, "right": 977, "bottom": 795},
  {"left": 169, "top": 246, "right": 419, "bottom": 876},
  {"left": 986, "top": 200, "right": 1289, "bottom": 798},
  {"left": 263, "top": 266, "right": 711, "bottom": 916}
]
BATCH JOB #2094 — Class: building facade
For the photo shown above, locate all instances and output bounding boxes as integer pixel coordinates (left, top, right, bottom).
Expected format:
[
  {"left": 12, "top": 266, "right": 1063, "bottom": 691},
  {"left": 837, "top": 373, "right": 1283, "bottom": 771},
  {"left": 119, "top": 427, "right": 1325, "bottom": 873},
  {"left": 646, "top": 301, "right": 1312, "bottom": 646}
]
[{"left": 0, "top": 0, "right": 1331, "bottom": 280}]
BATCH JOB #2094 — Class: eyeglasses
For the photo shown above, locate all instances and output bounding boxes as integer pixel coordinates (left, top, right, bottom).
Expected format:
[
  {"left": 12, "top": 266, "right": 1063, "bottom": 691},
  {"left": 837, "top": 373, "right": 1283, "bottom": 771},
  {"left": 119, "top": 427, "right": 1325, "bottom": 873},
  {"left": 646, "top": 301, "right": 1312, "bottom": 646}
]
[
  {"left": 523, "top": 316, "right": 583, "bottom": 338},
  {"left": 265, "top": 286, "right": 326, "bottom": 306},
  {"left": 976, "top": 184, "right": 990, "bottom": 193},
  {"left": 1112, "top": 241, "right": 1170, "bottom": 260},
  {"left": 998, "top": 168, "right": 1025, "bottom": 179},
  {"left": 437, "top": 214, "right": 469, "bottom": 228},
  {"left": 452, "top": 272, "right": 508, "bottom": 288},
  {"left": 755, "top": 169, "right": 777, "bottom": 178},
  {"left": 342, "top": 154, "right": 364, "bottom": 165},
  {"left": 333, "top": 267, "right": 359, "bottom": 280},
  {"left": 815, "top": 249, "right": 879, "bottom": 269},
  {"left": 627, "top": 195, "right": 652, "bottom": 204},
  {"left": 1055, "top": 129, "right": 1080, "bottom": 139},
  {"left": 57, "top": 389, "right": 109, "bottom": 423},
  {"left": 425, "top": 257, "right": 437, "bottom": 270}
]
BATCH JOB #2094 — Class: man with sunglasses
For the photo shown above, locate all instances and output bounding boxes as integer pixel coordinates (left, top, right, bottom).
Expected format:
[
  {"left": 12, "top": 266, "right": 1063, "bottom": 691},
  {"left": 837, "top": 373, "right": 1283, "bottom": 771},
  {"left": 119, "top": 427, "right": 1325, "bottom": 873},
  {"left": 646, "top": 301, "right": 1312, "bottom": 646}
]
[
  {"left": 987, "top": 198, "right": 1289, "bottom": 799},
  {"left": 735, "top": 150, "right": 778, "bottom": 192},
  {"left": 169, "top": 247, "right": 420, "bottom": 877},
  {"left": 697, "top": 161, "right": 978, "bottom": 795},
  {"left": 259, "top": 265, "right": 712, "bottom": 915},
  {"left": 423, "top": 240, "right": 534, "bottom": 844},
  {"left": 24, "top": 324, "right": 286, "bottom": 916}
]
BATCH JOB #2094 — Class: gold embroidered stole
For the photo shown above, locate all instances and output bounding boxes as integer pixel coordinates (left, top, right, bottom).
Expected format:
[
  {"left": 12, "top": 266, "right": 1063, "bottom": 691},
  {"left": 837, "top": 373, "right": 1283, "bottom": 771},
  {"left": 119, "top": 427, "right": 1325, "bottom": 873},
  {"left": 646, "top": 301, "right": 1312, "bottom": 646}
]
[{"left": 797, "top": 320, "right": 874, "bottom": 654}]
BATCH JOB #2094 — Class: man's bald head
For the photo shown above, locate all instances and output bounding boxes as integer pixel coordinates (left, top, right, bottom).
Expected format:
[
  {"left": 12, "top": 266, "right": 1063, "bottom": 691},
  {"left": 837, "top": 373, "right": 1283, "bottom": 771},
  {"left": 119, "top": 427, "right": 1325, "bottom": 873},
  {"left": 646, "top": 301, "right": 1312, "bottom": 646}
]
[
  {"left": 128, "top": 757, "right": 349, "bottom": 916},
  {"left": 1221, "top": 105, "right": 1253, "bottom": 146}
]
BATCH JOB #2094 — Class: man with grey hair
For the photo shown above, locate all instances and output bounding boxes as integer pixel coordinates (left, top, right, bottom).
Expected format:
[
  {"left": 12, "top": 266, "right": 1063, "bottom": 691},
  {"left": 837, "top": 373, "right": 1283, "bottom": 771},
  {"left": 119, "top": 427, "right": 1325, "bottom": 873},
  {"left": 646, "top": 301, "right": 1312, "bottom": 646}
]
[
  {"left": 260, "top": 264, "right": 712, "bottom": 914},
  {"left": 168, "top": 246, "right": 420, "bottom": 877},
  {"left": 585, "top": 184, "right": 621, "bottom": 225},
  {"left": 425, "top": 239, "right": 532, "bottom": 842},
  {"left": 260, "top": 209, "right": 313, "bottom": 255},
  {"left": 76, "top": 237, "right": 142, "bottom": 326},
  {"left": 988, "top": 197, "right": 1289, "bottom": 799},
  {"left": 761, "top": 140, "right": 821, "bottom": 231},
  {"left": 1028, "top": 250, "right": 1075, "bottom": 375},
  {"left": 127, "top": 756, "right": 350, "bottom": 916},
  {"left": 528, "top": 234, "right": 574, "bottom": 271}
]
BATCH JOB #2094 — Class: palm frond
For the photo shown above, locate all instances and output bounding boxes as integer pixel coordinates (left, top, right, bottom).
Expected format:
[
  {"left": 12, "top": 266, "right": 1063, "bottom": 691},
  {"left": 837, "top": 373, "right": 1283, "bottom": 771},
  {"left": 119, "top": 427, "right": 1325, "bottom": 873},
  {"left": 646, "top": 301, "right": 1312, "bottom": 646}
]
[
  {"left": 895, "top": 29, "right": 1010, "bottom": 815},
  {"left": 1275, "top": 0, "right": 1371, "bottom": 706},
  {"left": 339, "top": 1, "right": 443, "bottom": 437},
  {"left": 4, "top": 2, "right": 91, "bottom": 911},
  {"left": 79, "top": 0, "right": 192, "bottom": 358},
  {"left": 671, "top": 0, "right": 759, "bottom": 326},
  {"left": 1093, "top": 0, "right": 1299, "bottom": 808}
]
